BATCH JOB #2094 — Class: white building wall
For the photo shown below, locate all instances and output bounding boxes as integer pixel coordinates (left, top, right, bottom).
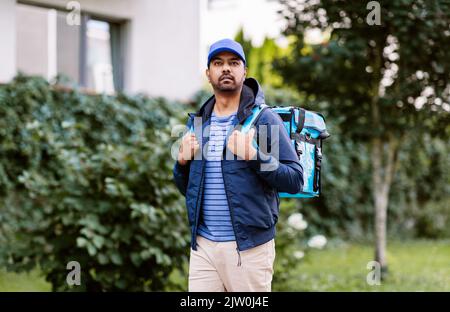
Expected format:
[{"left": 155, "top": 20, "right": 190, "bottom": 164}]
[
  {"left": 127, "top": 0, "right": 201, "bottom": 100},
  {"left": 16, "top": 4, "right": 51, "bottom": 78},
  {"left": 1, "top": 0, "right": 201, "bottom": 100},
  {"left": 0, "top": 0, "right": 16, "bottom": 83}
]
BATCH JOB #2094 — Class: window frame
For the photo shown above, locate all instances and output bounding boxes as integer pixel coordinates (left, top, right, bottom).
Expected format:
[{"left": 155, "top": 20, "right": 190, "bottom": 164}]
[{"left": 17, "top": 0, "right": 126, "bottom": 93}]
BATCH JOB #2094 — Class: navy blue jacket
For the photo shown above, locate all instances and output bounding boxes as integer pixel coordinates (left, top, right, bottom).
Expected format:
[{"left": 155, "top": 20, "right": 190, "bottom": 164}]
[{"left": 173, "top": 78, "right": 303, "bottom": 251}]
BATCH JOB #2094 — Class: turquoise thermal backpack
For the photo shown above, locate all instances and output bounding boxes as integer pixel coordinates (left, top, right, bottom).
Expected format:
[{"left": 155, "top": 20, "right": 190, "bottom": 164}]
[{"left": 241, "top": 105, "right": 330, "bottom": 198}]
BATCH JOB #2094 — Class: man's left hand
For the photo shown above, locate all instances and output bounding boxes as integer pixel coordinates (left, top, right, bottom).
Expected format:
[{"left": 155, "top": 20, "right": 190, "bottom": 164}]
[{"left": 227, "top": 128, "right": 257, "bottom": 161}]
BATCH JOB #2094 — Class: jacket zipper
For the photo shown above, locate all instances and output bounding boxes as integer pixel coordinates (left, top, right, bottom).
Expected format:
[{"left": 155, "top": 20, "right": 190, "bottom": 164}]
[
  {"left": 221, "top": 159, "right": 242, "bottom": 267},
  {"left": 192, "top": 163, "right": 205, "bottom": 250},
  {"left": 222, "top": 118, "right": 247, "bottom": 266},
  {"left": 192, "top": 120, "right": 208, "bottom": 250}
]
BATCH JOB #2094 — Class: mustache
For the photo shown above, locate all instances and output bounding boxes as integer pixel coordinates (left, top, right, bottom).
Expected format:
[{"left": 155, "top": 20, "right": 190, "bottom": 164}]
[{"left": 219, "top": 75, "right": 234, "bottom": 81}]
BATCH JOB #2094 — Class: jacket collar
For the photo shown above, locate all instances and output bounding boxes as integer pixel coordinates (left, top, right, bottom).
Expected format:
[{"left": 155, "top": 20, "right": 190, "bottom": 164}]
[{"left": 196, "top": 77, "right": 265, "bottom": 124}]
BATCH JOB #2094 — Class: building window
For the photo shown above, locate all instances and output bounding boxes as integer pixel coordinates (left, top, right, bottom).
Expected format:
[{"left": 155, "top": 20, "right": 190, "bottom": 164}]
[
  {"left": 85, "top": 19, "right": 115, "bottom": 94},
  {"left": 16, "top": 2, "right": 124, "bottom": 94}
]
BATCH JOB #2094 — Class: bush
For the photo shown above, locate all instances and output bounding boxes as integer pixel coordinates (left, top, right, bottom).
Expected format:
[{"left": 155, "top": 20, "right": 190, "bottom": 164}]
[
  {"left": 415, "top": 199, "right": 450, "bottom": 238},
  {"left": 0, "top": 75, "right": 189, "bottom": 291},
  {"left": 272, "top": 199, "right": 307, "bottom": 290}
]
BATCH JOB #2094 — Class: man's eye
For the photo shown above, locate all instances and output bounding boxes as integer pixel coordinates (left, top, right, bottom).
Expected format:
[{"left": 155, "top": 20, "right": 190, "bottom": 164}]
[{"left": 231, "top": 61, "right": 238, "bottom": 66}]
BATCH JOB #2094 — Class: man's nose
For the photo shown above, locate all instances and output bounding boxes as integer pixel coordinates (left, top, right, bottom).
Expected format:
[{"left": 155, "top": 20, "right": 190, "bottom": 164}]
[{"left": 222, "top": 63, "right": 231, "bottom": 72}]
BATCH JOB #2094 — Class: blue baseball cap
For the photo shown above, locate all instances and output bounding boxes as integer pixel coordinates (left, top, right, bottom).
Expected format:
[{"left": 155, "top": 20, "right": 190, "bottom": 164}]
[{"left": 207, "top": 39, "right": 246, "bottom": 67}]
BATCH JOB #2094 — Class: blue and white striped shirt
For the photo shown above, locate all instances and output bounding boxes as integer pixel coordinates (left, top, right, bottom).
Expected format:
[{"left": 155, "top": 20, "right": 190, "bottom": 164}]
[{"left": 197, "top": 111, "right": 236, "bottom": 242}]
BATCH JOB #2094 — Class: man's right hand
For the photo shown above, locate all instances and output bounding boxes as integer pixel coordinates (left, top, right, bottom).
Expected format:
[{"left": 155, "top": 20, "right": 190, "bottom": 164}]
[{"left": 177, "top": 132, "right": 200, "bottom": 166}]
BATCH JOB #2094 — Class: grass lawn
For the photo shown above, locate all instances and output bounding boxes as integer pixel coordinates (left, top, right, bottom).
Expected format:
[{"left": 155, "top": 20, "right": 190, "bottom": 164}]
[
  {"left": 0, "top": 268, "right": 51, "bottom": 292},
  {"left": 277, "top": 239, "right": 450, "bottom": 291},
  {"left": 0, "top": 239, "right": 448, "bottom": 291}
]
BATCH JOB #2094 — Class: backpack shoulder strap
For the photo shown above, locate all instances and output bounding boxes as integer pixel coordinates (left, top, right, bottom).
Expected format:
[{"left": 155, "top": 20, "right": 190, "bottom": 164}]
[
  {"left": 241, "top": 104, "right": 269, "bottom": 133},
  {"left": 188, "top": 112, "right": 196, "bottom": 132},
  {"left": 296, "top": 108, "right": 306, "bottom": 133}
]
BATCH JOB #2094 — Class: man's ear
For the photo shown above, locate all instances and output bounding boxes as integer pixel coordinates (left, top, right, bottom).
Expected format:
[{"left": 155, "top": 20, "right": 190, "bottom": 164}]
[{"left": 205, "top": 68, "right": 210, "bottom": 82}]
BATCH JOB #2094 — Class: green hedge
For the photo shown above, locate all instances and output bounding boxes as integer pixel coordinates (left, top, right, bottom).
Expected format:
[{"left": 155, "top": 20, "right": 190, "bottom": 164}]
[{"left": 0, "top": 75, "right": 189, "bottom": 291}]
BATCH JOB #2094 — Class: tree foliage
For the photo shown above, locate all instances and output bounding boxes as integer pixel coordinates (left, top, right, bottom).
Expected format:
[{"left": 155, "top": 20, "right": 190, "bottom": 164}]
[
  {"left": 235, "top": 28, "right": 286, "bottom": 87},
  {"left": 275, "top": 0, "right": 450, "bottom": 269},
  {"left": 276, "top": 0, "right": 450, "bottom": 138}
]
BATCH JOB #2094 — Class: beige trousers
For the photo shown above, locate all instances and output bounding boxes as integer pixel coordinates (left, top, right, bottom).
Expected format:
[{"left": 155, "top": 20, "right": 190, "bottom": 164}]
[{"left": 188, "top": 235, "right": 276, "bottom": 292}]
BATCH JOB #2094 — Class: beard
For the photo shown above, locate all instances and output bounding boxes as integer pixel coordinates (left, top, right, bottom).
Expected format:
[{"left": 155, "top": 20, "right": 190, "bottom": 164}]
[{"left": 211, "top": 75, "right": 242, "bottom": 92}]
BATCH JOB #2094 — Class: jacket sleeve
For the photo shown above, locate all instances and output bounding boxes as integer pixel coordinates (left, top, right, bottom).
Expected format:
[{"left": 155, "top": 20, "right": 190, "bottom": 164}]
[
  {"left": 247, "top": 109, "right": 304, "bottom": 194},
  {"left": 172, "top": 115, "right": 194, "bottom": 197},
  {"left": 173, "top": 161, "right": 190, "bottom": 197}
]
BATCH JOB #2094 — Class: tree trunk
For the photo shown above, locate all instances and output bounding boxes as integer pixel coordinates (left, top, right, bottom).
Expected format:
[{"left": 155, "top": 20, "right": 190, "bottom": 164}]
[
  {"left": 368, "top": 37, "right": 403, "bottom": 279},
  {"left": 371, "top": 134, "right": 399, "bottom": 279}
]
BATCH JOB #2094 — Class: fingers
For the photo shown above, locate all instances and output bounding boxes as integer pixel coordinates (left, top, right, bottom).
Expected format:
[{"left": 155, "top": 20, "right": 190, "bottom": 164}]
[
  {"left": 227, "top": 132, "right": 236, "bottom": 150},
  {"left": 228, "top": 129, "right": 255, "bottom": 146},
  {"left": 191, "top": 140, "right": 200, "bottom": 152},
  {"left": 184, "top": 132, "right": 197, "bottom": 141},
  {"left": 248, "top": 128, "right": 256, "bottom": 139},
  {"left": 183, "top": 133, "right": 198, "bottom": 146},
  {"left": 179, "top": 132, "right": 199, "bottom": 161},
  {"left": 188, "top": 134, "right": 199, "bottom": 153},
  {"left": 231, "top": 128, "right": 255, "bottom": 138},
  {"left": 181, "top": 128, "right": 256, "bottom": 162}
]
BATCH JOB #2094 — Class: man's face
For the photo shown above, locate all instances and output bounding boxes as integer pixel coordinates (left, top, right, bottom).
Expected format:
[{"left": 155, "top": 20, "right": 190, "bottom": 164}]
[{"left": 206, "top": 51, "right": 247, "bottom": 93}]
